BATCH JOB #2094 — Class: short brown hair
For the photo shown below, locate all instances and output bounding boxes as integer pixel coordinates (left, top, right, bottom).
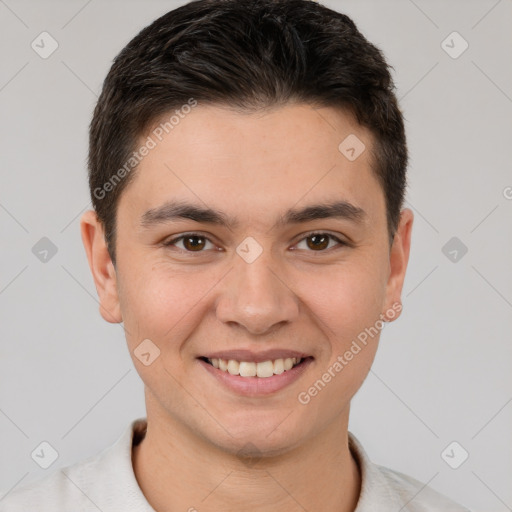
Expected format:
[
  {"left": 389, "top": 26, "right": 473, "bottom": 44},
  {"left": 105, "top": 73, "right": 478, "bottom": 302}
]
[{"left": 88, "top": 0, "right": 408, "bottom": 266}]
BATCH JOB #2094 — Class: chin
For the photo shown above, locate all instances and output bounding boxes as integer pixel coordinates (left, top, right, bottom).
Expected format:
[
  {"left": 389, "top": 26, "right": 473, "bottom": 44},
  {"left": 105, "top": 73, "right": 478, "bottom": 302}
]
[{"left": 211, "top": 415, "right": 311, "bottom": 455}]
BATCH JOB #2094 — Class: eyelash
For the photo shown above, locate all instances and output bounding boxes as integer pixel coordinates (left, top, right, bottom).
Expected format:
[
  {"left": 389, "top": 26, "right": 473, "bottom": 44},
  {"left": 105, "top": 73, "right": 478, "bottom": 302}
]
[{"left": 162, "top": 231, "right": 348, "bottom": 254}]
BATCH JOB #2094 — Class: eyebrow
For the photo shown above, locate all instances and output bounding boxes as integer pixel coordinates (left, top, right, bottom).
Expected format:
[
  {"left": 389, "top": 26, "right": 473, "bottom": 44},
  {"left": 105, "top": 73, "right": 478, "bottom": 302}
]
[{"left": 140, "top": 199, "right": 367, "bottom": 231}]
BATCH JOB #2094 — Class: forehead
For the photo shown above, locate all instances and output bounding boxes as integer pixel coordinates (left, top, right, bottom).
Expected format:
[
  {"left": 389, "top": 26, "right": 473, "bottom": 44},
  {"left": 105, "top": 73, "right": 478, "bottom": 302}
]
[{"left": 119, "top": 103, "right": 384, "bottom": 229}]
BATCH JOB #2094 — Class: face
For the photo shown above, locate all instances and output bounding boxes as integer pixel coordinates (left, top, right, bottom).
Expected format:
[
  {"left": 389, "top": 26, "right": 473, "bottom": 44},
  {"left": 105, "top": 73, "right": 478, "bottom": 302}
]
[{"left": 81, "top": 103, "right": 413, "bottom": 457}]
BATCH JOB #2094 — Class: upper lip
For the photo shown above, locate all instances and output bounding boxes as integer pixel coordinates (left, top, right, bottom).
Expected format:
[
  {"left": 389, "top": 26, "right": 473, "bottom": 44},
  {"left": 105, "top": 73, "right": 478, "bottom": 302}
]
[{"left": 199, "top": 349, "right": 312, "bottom": 363}]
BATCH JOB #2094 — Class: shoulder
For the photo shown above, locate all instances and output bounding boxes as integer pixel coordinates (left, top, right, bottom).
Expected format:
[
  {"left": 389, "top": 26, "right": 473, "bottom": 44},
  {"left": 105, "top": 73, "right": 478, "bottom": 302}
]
[
  {"left": 348, "top": 432, "right": 472, "bottom": 512},
  {"left": 0, "top": 418, "right": 153, "bottom": 512},
  {"left": 0, "top": 453, "right": 105, "bottom": 511},
  {"left": 376, "top": 465, "right": 471, "bottom": 511}
]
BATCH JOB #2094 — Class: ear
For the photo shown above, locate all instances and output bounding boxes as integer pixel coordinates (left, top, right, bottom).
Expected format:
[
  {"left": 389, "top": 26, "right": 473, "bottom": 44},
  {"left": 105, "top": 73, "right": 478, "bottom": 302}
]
[
  {"left": 80, "top": 210, "right": 122, "bottom": 323},
  {"left": 382, "top": 208, "right": 414, "bottom": 322}
]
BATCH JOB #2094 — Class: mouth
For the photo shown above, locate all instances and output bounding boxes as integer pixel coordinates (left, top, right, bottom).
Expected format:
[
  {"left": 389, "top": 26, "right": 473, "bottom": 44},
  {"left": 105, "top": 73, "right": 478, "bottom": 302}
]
[
  {"left": 198, "top": 356, "right": 311, "bottom": 378},
  {"left": 197, "top": 353, "right": 314, "bottom": 396}
]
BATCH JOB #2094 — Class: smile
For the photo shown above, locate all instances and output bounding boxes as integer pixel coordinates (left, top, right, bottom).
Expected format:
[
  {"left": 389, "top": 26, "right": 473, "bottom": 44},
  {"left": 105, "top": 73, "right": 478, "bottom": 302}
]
[
  {"left": 203, "top": 357, "right": 303, "bottom": 378},
  {"left": 198, "top": 355, "right": 314, "bottom": 396}
]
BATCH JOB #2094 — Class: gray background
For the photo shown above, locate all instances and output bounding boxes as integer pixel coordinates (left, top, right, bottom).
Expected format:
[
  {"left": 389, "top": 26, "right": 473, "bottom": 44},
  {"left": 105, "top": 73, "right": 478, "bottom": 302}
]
[{"left": 1, "top": 1, "right": 511, "bottom": 510}]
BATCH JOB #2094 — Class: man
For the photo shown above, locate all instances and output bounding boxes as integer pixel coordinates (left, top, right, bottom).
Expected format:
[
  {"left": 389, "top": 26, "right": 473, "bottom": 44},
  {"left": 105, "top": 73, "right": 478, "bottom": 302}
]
[{"left": 1, "top": 0, "right": 470, "bottom": 510}]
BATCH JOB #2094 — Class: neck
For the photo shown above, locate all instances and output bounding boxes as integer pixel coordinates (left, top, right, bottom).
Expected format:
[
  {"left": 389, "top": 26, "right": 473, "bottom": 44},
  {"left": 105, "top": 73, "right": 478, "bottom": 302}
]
[{"left": 133, "top": 399, "right": 361, "bottom": 512}]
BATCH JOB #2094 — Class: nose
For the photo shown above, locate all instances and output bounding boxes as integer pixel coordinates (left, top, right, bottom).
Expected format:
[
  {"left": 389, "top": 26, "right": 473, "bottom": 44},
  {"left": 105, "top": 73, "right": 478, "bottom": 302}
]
[{"left": 215, "top": 248, "right": 300, "bottom": 336}]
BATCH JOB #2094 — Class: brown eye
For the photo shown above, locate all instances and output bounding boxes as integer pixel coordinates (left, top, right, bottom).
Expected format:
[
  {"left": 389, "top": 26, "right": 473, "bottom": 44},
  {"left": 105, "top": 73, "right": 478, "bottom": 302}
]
[
  {"left": 164, "top": 233, "right": 214, "bottom": 252},
  {"left": 306, "top": 234, "right": 330, "bottom": 250},
  {"left": 295, "top": 232, "right": 346, "bottom": 252},
  {"left": 182, "top": 235, "right": 206, "bottom": 251}
]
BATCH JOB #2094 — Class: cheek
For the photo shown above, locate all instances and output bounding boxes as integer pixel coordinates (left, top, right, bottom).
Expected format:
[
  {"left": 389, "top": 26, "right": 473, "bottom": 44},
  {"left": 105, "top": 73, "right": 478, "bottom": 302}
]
[
  {"left": 116, "top": 265, "right": 213, "bottom": 391},
  {"left": 297, "top": 258, "right": 386, "bottom": 333},
  {"left": 295, "top": 267, "right": 384, "bottom": 418},
  {"left": 117, "top": 260, "right": 219, "bottom": 349},
  {"left": 292, "top": 258, "right": 385, "bottom": 381}
]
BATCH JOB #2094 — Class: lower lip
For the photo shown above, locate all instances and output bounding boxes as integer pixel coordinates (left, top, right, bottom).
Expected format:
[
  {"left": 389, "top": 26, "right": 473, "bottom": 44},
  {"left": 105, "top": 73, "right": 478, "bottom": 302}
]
[{"left": 198, "top": 358, "right": 314, "bottom": 396}]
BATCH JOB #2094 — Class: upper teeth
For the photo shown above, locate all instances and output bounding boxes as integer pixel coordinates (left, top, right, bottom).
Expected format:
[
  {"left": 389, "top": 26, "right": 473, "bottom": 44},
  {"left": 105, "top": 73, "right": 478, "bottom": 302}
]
[{"left": 207, "top": 357, "right": 302, "bottom": 378}]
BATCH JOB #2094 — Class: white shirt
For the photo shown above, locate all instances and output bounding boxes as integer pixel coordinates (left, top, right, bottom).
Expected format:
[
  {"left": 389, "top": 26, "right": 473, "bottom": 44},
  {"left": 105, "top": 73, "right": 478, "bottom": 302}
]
[{"left": 0, "top": 417, "right": 470, "bottom": 511}]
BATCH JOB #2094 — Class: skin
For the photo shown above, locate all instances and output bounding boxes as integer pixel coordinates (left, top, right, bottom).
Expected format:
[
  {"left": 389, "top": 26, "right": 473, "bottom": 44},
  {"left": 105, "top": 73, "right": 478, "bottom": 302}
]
[{"left": 81, "top": 103, "right": 413, "bottom": 512}]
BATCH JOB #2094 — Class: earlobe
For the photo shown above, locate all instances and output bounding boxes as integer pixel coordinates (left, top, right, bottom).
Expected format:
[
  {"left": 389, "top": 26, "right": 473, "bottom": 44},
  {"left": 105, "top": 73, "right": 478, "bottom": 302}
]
[
  {"left": 382, "top": 208, "right": 414, "bottom": 322},
  {"left": 80, "top": 210, "right": 122, "bottom": 324}
]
